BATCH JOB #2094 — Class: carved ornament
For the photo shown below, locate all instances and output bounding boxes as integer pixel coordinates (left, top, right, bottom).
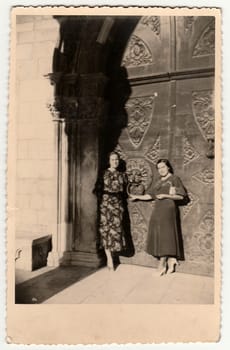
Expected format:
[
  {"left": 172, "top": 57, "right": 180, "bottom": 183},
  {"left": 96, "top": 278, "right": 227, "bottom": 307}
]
[
  {"left": 192, "top": 90, "right": 214, "bottom": 141},
  {"left": 182, "top": 191, "right": 199, "bottom": 218},
  {"left": 144, "top": 136, "right": 160, "bottom": 165},
  {"left": 184, "top": 231, "right": 213, "bottom": 263},
  {"left": 141, "top": 16, "right": 160, "bottom": 36},
  {"left": 192, "top": 168, "right": 214, "bottom": 185},
  {"left": 129, "top": 203, "right": 147, "bottom": 253},
  {"left": 47, "top": 97, "right": 78, "bottom": 121},
  {"left": 126, "top": 158, "right": 153, "bottom": 190},
  {"left": 184, "top": 16, "right": 195, "bottom": 33},
  {"left": 125, "top": 96, "right": 155, "bottom": 148},
  {"left": 193, "top": 20, "right": 215, "bottom": 57},
  {"left": 122, "top": 35, "right": 153, "bottom": 67},
  {"left": 199, "top": 209, "right": 214, "bottom": 233},
  {"left": 183, "top": 136, "right": 200, "bottom": 166}
]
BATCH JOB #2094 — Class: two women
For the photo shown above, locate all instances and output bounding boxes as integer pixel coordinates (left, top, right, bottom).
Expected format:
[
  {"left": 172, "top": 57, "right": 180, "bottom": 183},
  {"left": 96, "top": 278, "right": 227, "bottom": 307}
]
[{"left": 98, "top": 153, "right": 186, "bottom": 275}]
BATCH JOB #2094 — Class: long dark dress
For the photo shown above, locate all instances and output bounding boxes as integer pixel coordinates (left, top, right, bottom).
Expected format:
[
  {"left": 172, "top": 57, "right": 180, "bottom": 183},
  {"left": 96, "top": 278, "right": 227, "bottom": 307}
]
[
  {"left": 146, "top": 174, "right": 186, "bottom": 259},
  {"left": 99, "top": 169, "right": 126, "bottom": 252}
]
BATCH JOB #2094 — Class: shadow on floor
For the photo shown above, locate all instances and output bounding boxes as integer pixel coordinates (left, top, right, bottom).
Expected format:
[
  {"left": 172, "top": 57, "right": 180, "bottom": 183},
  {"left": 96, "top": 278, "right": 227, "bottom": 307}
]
[{"left": 15, "top": 266, "right": 98, "bottom": 304}]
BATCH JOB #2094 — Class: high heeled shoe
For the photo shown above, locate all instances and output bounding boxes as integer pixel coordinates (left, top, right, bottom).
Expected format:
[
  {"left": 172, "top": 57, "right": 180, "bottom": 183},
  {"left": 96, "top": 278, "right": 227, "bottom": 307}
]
[
  {"left": 107, "top": 265, "right": 115, "bottom": 271},
  {"left": 157, "top": 257, "right": 167, "bottom": 276},
  {"left": 167, "top": 257, "right": 178, "bottom": 273}
]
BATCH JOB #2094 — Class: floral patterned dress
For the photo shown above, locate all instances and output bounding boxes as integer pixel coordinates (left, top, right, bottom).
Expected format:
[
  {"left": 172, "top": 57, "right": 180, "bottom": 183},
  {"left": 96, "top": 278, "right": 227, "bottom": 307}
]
[
  {"left": 99, "top": 169, "right": 126, "bottom": 252},
  {"left": 146, "top": 174, "right": 186, "bottom": 259}
]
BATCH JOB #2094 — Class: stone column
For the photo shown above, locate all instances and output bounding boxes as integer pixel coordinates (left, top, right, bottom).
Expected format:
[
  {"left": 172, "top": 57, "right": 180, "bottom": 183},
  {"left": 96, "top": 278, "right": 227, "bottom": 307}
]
[
  {"left": 47, "top": 94, "right": 76, "bottom": 266},
  {"left": 47, "top": 72, "right": 108, "bottom": 267},
  {"left": 63, "top": 73, "right": 108, "bottom": 267}
]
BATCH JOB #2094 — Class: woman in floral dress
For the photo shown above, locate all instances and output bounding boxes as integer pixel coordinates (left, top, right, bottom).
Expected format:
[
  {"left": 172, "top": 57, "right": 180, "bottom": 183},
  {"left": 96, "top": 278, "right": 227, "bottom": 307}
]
[
  {"left": 99, "top": 152, "right": 126, "bottom": 270},
  {"left": 129, "top": 159, "right": 186, "bottom": 276}
]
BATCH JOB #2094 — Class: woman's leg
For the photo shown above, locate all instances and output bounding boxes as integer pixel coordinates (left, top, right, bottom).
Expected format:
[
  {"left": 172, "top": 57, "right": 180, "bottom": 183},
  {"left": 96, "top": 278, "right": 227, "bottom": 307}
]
[
  {"left": 157, "top": 256, "right": 167, "bottom": 276},
  {"left": 167, "top": 257, "right": 179, "bottom": 273},
  {"left": 105, "top": 248, "right": 114, "bottom": 270}
]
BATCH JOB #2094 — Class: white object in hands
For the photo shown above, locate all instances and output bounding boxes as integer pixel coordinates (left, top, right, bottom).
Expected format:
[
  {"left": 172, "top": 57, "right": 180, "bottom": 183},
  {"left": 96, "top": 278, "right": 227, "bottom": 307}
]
[{"left": 169, "top": 186, "right": 176, "bottom": 195}]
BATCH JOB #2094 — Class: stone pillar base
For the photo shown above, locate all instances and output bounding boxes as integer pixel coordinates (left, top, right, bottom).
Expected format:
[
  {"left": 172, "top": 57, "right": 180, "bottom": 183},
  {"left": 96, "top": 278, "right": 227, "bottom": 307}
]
[
  {"left": 47, "top": 250, "right": 65, "bottom": 267},
  {"left": 61, "top": 251, "right": 106, "bottom": 268}
]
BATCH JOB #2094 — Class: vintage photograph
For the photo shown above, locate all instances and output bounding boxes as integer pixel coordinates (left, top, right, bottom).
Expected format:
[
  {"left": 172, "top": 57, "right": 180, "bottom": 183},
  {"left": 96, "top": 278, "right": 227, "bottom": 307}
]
[{"left": 7, "top": 6, "right": 221, "bottom": 344}]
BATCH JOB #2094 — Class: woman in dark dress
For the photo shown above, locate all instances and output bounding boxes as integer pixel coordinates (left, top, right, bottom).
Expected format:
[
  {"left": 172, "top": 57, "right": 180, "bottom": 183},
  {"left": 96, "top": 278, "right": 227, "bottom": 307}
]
[
  {"left": 129, "top": 159, "right": 186, "bottom": 276},
  {"left": 99, "top": 152, "right": 126, "bottom": 270}
]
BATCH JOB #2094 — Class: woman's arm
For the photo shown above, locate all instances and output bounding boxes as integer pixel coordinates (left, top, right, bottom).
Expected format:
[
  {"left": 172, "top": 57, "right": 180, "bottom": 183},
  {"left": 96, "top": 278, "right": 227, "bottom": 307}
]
[
  {"left": 156, "top": 194, "right": 183, "bottom": 200},
  {"left": 129, "top": 193, "right": 152, "bottom": 201}
]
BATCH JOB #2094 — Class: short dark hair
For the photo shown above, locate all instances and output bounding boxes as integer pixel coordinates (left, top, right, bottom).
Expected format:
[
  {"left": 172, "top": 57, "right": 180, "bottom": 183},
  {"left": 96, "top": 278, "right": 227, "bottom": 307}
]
[
  {"left": 105, "top": 151, "right": 120, "bottom": 169},
  {"left": 108, "top": 151, "right": 120, "bottom": 160},
  {"left": 156, "top": 159, "right": 174, "bottom": 174}
]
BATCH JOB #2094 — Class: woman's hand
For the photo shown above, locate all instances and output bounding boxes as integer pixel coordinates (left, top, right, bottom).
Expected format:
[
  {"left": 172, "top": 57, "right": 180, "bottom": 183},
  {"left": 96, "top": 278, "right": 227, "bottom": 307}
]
[
  {"left": 156, "top": 194, "right": 168, "bottom": 200},
  {"left": 128, "top": 194, "right": 137, "bottom": 201}
]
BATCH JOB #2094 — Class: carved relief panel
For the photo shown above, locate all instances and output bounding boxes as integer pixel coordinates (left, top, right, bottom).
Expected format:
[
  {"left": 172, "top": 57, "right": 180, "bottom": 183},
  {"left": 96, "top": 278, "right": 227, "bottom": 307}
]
[
  {"left": 174, "top": 77, "right": 214, "bottom": 275},
  {"left": 121, "top": 16, "right": 171, "bottom": 77},
  {"left": 117, "top": 81, "right": 171, "bottom": 267},
  {"left": 113, "top": 17, "right": 214, "bottom": 275},
  {"left": 176, "top": 16, "right": 215, "bottom": 70}
]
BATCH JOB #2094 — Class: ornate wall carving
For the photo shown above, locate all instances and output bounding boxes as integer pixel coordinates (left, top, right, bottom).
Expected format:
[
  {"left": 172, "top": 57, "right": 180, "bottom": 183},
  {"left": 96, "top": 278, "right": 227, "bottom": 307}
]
[
  {"left": 129, "top": 204, "right": 147, "bottom": 252},
  {"left": 141, "top": 16, "right": 160, "bottom": 36},
  {"left": 193, "top": 20, "right": 215, "bottom": 57},
  {"left": 192, "top": 90, "right": 214, "bottom": 141},
  {"left": 125, "top": 96, "right": 155, "bottom": 148},
  {"left": 184, "top": 209, "right": 214, "bottom": 263},
  {"left": 199, "top": 209, "right": 214, "bottom": 233},
  {"left": 185, "top": 231, "right": 213, "bottom": 263},
  {"left": 126, "top": 158, "right": 153, "bottom": 190},
  {"left": 183, "top": 136, "right": 200, "bottom": 166},
  {"left": 182, "top": 191, "right": 199, "bottom": 218},
  {"left": 184, "top": 16, "right": 195, "bottom": 33},
  {"left": 122, "top": 35, "right": 153, "bottom": 67},
  {"left": 144, "top": 136, "right": 160, "bottom": 165},
  {"left": 47, "top": 97, "right": 78, "bottom": 121},
  {"left": 192, "top": 168, "right": 214, "bottom": 185}
]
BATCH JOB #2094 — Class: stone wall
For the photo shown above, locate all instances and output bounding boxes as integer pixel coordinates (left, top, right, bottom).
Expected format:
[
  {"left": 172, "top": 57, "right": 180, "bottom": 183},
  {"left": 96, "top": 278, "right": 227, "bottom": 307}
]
[{"left": 15, "top": 16, "right": 58, "bottom": 255}]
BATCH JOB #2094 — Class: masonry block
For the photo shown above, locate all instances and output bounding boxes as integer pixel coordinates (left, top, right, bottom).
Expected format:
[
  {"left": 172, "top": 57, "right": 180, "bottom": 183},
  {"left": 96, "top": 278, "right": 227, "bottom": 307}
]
[
  {"left": 16, "top": 194, "right": 30, "bottom": 209},
  {"left": 27, "top": 140, "right": 55, "bottom": 160},
  {"left": 33, "top": 41, "right": 55, "bottom": 59},
  {"left": 15, "top": 234, "right": 52, "bottom": 271},
  {"left": 38, "top": 58, "right": 53, "bottom": 76},
  {"left": 17, "top": 159, "right": 55, "bottom": 179},
  {"left": 30, "top": 194, "right": 44, "bottom": 210},
  {"left": 16, "top": 60, "right": 38, "bottom": 81},
  {"left": 18, "top": 103, "right": 33, "bottom": 123},
  {"left": 16, "top": 22, "right": 34, "bottom": 32},
  {"left": 19, "top": 78, "right": 53, "bottom": 102},
  {"left": 34, "top": 18, "right": 58, "bottom": 30},
  {"left": 34, "top": 29, "right": 58, "bottom": 42},
  {"left": 18, "top": 121, "right": 54, "bottom": 140},
  {"left": 17, "top": 43, "right": 33, "bottom": 60},
  {"left": 17, "top": 140, "right": 28, "bottom": 159},
  {"left": 17, "top": 31, "right": 34, "bottom": 44}
]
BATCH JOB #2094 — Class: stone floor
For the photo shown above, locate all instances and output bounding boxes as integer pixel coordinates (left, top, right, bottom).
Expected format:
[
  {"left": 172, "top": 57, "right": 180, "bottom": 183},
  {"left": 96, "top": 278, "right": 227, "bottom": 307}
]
[{"left": 15, "top": 264, "right": 214, "bottom": 304}]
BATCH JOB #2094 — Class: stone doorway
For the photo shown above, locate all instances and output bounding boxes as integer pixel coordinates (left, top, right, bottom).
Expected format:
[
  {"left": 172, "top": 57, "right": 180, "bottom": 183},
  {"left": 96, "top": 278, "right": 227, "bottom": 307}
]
[{"left": 48, "top": 16, "right": 215, "bottom": 276}]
